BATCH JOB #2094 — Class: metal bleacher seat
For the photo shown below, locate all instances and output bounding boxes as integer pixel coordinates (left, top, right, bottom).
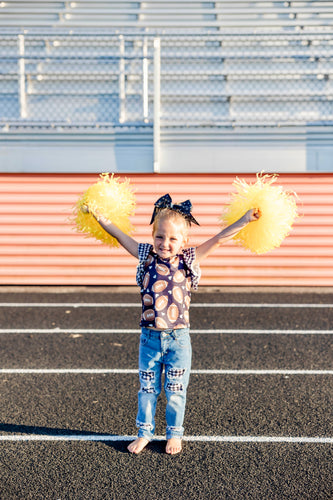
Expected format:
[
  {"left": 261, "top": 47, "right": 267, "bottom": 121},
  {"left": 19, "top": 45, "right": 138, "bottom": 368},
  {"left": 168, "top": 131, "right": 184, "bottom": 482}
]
[
  {"left": 0, "top": 1, "right": 333, "bottom": 129},
  {"left": 159, "top": 33, "right": 333, "bottom": 127},
  {"left": 1, "top": 1, "right": 333, "bottom": 29},
  {"left": 0, "top": 33, "right": 153, "bottom": 127}
]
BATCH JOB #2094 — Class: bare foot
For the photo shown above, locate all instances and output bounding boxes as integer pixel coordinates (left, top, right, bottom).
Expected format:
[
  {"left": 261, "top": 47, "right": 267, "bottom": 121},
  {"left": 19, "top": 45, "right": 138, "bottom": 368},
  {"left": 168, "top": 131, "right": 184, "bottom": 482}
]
[
  {"left": 166, "top": 437, "right": 182, "bottom": 455},
  {"left": 127, "top": 437, "right": 149, "bottom": 454}
]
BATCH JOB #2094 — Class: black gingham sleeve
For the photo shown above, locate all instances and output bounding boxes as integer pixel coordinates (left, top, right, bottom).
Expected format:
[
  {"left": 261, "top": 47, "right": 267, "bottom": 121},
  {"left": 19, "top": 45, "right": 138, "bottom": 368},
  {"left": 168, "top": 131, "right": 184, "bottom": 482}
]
[
  {"left": 136, "top": 243, "right": 153, "bottom": 287},
  {"left": 183, "top": 247, "right": 201, "bottom": 291}
]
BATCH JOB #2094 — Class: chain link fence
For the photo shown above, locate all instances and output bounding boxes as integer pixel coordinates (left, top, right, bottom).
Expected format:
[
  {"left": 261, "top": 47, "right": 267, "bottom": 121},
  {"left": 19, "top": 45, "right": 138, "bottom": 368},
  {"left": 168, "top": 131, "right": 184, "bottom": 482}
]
[
  {"left": 159, "top": 34, "right": 333, "bottom": 127},
  {"left": 0, "top": 34, "right": 154, "bottom": 128},
  {"left": 1, "top": 32, "right": 333, "bottom": 129}
]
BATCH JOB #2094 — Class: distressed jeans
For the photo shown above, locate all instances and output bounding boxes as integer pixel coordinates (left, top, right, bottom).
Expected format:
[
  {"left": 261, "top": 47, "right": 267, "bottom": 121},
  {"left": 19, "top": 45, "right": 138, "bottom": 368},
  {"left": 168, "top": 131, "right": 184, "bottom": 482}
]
[{"left": 136, "top": 327, "right": 192, "bottom": 441}]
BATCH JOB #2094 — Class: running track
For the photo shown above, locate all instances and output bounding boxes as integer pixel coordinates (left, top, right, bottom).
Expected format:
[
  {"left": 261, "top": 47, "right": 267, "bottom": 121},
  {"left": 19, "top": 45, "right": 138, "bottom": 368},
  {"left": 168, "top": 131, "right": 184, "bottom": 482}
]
[{"left": 0, "top": 287, "right": 332, "bottom": 499}]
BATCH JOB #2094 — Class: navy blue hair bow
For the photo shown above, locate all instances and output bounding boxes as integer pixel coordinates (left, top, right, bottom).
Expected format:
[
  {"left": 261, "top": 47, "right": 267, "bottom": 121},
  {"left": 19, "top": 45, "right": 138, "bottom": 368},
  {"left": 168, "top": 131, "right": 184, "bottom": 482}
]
[{"left": 150, "top": 193, "right": 200, "bottom": 226}]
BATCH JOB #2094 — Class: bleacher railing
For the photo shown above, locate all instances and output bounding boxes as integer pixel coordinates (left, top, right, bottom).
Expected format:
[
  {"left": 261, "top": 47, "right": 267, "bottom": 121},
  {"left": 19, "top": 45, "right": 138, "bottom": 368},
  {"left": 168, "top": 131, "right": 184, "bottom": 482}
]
[
  {"left": 2, "top": 0, "right": 333, "bottom": 30},
  {"left": 1, "top": 31, "right": 333, "bottom": 133},
  {"left": 0, "top": 34, "right": 155, "bottom": 128}
]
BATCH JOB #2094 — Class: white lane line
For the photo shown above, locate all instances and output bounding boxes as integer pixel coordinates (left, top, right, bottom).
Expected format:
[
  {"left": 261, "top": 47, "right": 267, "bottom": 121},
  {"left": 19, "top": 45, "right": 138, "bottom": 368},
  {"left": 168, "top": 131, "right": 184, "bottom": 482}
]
[
  {"left": 0, "top": 303, "right": 141, "bottom": 308},
  {"left": 0, "top": 302, "right": 331, "bottom": 308},
  {"left": 1, "top": 368, "right": 332, "bottom": 375},
  {"left": 0, "top": 329, "right": 137, "bottom": 334},
  {"left": 195, "top": 303, "right": 333, "bottom": 308},
  {"left": 192, "top": 329, "right": 333, "bottom": 335},
  {"left": 0, "top": 328, "right": 332, "bottom": 335},
  {"left": 0, "top": 434, "right": 332, "bottom": 443}
]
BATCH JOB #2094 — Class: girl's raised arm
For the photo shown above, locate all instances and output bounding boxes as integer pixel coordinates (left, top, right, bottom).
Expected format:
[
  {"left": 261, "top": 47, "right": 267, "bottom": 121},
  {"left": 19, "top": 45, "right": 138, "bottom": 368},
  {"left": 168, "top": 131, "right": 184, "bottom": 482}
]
[
  {"left": 82, "top": 206, "right": 139, "bottom": 259},
  {"left": 195, "top": 208, "right": 260, "bottom": 263}
]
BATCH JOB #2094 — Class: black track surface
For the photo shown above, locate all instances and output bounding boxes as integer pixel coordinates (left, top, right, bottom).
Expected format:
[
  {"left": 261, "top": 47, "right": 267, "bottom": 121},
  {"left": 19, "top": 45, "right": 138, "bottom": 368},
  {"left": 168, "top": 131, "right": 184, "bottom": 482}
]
[{"left": 0, "top": 287, "right": 332, "bottom": 500}]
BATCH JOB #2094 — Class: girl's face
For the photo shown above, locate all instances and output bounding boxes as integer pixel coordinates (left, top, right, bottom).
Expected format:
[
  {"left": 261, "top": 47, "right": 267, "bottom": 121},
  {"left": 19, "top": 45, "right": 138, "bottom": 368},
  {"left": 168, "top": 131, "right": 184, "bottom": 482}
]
[{"left": 153, "top": 217, "right": 188, "bottom": 260}]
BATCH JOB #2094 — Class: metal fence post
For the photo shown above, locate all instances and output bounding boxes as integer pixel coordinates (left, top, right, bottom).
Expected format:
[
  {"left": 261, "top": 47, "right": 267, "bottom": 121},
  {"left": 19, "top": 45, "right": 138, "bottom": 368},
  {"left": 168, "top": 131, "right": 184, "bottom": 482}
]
[
  {"left": 153, "top": 37, "right": 161, "bottom": 173},
  {"left": 119, "top": 35, "right": 125, "bottom": 124},
  {"left": 142, "top": 37, "right": 149, "bottom": 123},
  {"left": 18, "top": 34, "right": 27, "bottom": 119}
]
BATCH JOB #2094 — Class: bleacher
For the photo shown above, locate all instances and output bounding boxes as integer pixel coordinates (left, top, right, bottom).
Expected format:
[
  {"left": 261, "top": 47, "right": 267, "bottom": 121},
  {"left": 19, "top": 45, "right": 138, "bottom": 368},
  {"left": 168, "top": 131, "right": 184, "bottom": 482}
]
[
  {"left": 1, "top": 1, "right": 333, "bottom": 131},
  {"left": 0, "top": 3, "right": 331, "bottom": 286},
  {"left": 1, "top": 1, "right": 333, "bottom": 30}
]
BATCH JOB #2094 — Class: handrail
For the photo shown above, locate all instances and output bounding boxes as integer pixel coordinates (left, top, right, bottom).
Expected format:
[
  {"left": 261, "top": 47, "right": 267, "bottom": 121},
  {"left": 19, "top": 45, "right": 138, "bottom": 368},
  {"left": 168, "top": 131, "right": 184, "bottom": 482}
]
[
  {"left": 3, "top": 0, "right": 331, "bottom": 3},
  {"left": 1, "top": 119, "right": 331, "bottom": 129},
  {"left": 1, "top": 68, "right": 331, "bottom": 78},
  {"left": 1, "top": 20, "right": 333, "bottom": 28},
  {"left": 1, "top": 7, "right": 333, "bottom": 15},
  {"left": 2, "top": 32, "right": 333, "bottom": 39},
  {"left": 0, "top": 32, "right": 332, "bottom": 134}
]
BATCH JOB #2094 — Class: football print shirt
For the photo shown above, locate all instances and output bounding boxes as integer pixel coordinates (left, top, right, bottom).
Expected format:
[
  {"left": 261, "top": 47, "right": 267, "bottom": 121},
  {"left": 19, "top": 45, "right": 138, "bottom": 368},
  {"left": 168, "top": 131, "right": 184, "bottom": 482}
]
[{"left": 136, "top": 243, "right": 200, "bottom": 330}]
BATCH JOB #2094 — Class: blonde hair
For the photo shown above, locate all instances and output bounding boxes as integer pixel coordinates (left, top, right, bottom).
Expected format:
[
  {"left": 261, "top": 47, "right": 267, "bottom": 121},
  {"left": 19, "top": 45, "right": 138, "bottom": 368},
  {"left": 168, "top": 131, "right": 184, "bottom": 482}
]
[{"left": 152, "top": 208, "right": 190, "bottom": 238}]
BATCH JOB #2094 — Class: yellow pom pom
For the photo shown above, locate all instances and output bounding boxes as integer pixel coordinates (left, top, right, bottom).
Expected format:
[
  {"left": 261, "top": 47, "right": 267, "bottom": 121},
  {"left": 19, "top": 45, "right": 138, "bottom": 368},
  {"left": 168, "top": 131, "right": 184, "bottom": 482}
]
[
  {"left": 72, "top": 173, "right": 136, "bottom": 247},
  {"left": 221, "top": 173, "right": 299, "bottom": 254}
]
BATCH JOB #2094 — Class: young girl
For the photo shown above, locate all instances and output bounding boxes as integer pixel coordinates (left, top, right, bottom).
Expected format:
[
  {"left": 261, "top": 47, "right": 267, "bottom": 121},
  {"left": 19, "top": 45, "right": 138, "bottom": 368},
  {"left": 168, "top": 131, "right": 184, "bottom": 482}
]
[{"left": 83, "top": 194, "right": 260, "bottom": 455}]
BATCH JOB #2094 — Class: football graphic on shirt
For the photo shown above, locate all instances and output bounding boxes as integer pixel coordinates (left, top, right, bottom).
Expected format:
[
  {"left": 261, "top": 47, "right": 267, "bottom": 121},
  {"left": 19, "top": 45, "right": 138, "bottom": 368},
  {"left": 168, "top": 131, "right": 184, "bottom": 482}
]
[
  {"left": 155, "top": 317, "right": 168, "bottom": 329},
  {"left": 172, "top": 286, "right": 183, "bottom": 303},
  {"left": 167, "top": 304, "right": 179, "bottom": 323},
  {"left": 155, "top": 295, "right": 168, "bottom": 311},
  {"left": 152, "top": 280, "right": 168, "bottom": 293},
  {"left": 143, "top": 271, "right": 150, "bottom": 289},
  {"left": 174, "top": 323, "right": 186, "bottom": 329},
  {"left": 186, "top": 277, "right": 191, "bottom": 291},
  {"left": 143, "top": 309, "right": 155, "bottom": 322},
  {"left": 156, "top": 263, "right": 170, "bottom": 276},
  {"left": 173, "top": 269, "right": 186, "bottom": 283},
  {"left": 143, "top": 294, "right": 154, "bottom": 306}
]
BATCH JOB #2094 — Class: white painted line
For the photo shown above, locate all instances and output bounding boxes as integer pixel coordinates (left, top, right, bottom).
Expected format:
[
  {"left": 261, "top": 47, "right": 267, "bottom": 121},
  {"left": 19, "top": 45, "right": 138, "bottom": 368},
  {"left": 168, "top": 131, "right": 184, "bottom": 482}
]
[
  {"left": 185, "top": 436, "right": 333, "bottom": 444},
  {"left": 4, "top": 302, "right": 120, "bottom": 308},
  {"left": 0, "top": 329, "right": 139, "bottom": 334},
  {"left": 0, "top": 434, "right": 332, "bottom": 444},
  {"left": 192, "top": 329, "right": 333, "bottom": 335},
  {"left": 1, "top": 368, "right": 332, "bottom": 375},
  {"left": 0, "top": 302, "right": 331, "bottom": 308},
  {"left": 194, "top": 303, "right": 333, "bottom": 309},
  {"left": 0, "top": 328, "right": 332, "bottom": 335},
  {"left": 0, "top": 368, "right": 137, "bottom": 374},
  {"left": 194, "top": 369, "right": 333, "bottom": 375}
]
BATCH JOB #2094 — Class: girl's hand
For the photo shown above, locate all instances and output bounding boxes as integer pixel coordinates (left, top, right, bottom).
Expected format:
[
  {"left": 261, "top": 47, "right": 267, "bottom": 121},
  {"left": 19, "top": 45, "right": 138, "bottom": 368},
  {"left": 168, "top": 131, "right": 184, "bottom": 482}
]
[
  {"left": 81, "top": 204, "right": 89, "bottom": 214},
  {"left": 81, "top": 205, "right": 109, "bottom": 224},
  {"left": 245, "top": 208, "right": 261, "bottom": 223}
]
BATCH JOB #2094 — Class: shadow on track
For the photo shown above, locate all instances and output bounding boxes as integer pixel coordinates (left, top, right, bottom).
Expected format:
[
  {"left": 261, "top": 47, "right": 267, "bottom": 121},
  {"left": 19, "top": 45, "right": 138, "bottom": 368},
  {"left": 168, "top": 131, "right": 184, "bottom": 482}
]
[{"left": 0, "top": 423, "right": 167, "bottom": 454}]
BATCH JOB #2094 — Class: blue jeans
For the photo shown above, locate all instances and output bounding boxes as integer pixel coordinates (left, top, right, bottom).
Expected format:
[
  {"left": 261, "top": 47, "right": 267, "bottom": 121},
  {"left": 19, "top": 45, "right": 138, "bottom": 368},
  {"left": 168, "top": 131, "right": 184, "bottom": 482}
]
[{"left": 136, "top": 327, "right": 192, "bottom": 441}]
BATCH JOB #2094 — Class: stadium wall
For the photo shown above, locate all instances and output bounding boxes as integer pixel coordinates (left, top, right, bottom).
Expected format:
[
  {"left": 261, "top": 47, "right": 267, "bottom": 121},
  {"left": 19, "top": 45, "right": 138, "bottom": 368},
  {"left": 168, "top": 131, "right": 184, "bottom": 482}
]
[
  {"left": 2, "top": 126, "right": 333, "bottom": 174},
  {"left": 0, "top": 172, "right": 332, "bottom": 287}
]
